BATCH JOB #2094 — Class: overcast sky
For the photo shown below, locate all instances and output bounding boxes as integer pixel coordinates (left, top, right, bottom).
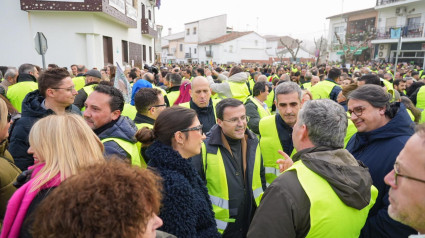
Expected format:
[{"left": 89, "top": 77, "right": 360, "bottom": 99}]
[{"left": 156, "top": 0, "right": 376, "bottom": 41}]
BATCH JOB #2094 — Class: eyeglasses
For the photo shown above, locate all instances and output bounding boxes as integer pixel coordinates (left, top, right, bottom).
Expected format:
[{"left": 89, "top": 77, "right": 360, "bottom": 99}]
[
  {"left": 149, "top": 104, "right": 167, "bottom": 110},
  {"left": 52, "top": 86, "right": 75, "bottom": 92},
  {"left": 348, "top": 106, "right": 366, "bottom": 118},
  {"left": 394, "top": 162, "right": 425, "bottom": 185},
  {"left": 222, "top": 115, "right": 247, "bottom": 124},
  {"left": 180, "top": 124, "right": 203, "bottom": 134},
  {"left": 7, "top": 113, "right": 11, "bottom": 123}
]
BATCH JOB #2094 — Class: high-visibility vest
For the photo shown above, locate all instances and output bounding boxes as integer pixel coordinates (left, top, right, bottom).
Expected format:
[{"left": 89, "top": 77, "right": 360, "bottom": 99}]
[
  {"left": 201, "top": 142, "right": 263, "bottom": 234},
  {"left": 7, "top": 81, "right": 38, "bottom": 113},
  {"left": 153, "top": 85, "right": 167, "bottom": 97},
  {"left": 167, "top": 90, "right": 180, "bottom": 106},
  {"left": 264, "top": 90, "right": 274, "bottom": 112},
  {"left": 72, "top": 76, "right": 86, "bottom": 91},
  {"left": 420, "top": 110, "right": 425, "bottom": 124},
  {"left": 287, "top": 160, "right": 378, "bottom": 238},
  {"left": 179, "top": 99, "right": 219, "bottom": 121},
  {"left": 228, "top": 81, "right": 250, "bottom": 102},
  {"left": 121, "top": 104, "right": 137, "bottom": 120},
  {"left": 134, "top": 122, "right": 153, "bottom": 168},
  {"left": 344, "top": 114, "right": 357, "bottom": 148},
  {"left": 310, "top": 80, "right": 340, "bottom": 100},
  {"left": 101, "top": 137, "right": 143, "bottom": 167},
  {"left": 246, "top": 96, "right": 270, "bottom": 119},
  {"left": 259, "top": 115, "right": 296, "bottom": 185},
  {"left": 80, "top": 84, "right": 97, "bottom": 111},
  {"left": 416, "top": 86, "right": 425, "bottom": 110},
  {"left": 382, "top": 80, "right": 395, "bottom": 102},
  {"left": 303, "top": 82, "right": 312, "bottom": 90}
]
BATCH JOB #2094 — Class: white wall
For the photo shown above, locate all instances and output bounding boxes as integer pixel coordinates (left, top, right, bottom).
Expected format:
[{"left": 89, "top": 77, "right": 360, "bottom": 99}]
[
  {"left": 327, "top": 17, "right": 347, "bottom": 62},
  {"left": 198, "top": 15, "right": 227, "bottom": 43},
  {"left": 0, "top": 0, "right": 155, "bottom": 69}
]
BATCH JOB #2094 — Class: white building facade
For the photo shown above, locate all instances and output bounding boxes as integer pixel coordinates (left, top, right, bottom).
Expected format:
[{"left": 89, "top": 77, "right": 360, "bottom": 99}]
[
  {"left": 0, "top": 0, "right": 159, "bottom": 69},
  {"left": 373, "top": 0, "right": 425, "bottom": 66}
]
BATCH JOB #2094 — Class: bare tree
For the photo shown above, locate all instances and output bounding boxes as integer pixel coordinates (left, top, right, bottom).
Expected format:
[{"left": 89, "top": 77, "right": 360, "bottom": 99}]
[
  {"left": 280, "top": 38, "right": 303, "bottom": 62},
  {"left": 314, "top": 36, "right": 328, "bottom": 65},
  {"left": 334, "top": 31, "right": 375, "bottom": 64}
]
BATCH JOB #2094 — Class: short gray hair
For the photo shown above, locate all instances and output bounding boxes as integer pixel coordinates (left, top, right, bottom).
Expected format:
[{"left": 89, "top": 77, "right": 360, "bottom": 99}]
[
  {"left": 4, "top": 67, "right": 18, "bottom": 79},
  {"left": 275, "top": 81, "right": 302, "bottom": 101},
  {"left": 297, "top": 99, "right": 347, "bottom": 148}
]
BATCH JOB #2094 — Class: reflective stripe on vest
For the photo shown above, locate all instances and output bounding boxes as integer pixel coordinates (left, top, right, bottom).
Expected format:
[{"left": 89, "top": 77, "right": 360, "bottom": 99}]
[
  {"left": 101, "top": 137, "right": 143, "bottom": 167},
  {"left": 167, "top": 90, "right": 180, "bottom": 106},
  {"left": 416, "top": 86, "right": 425, "bottom": 110},
  {"left": 287, "top": 161, "right": 377, "bottom": 238},
  {"left": 7, "top": 81, "right": 38, "bottom": 113},
  {"left": 259, "top": 115, "right": 296, "bottom": 186},
  {"left": 228, "top": 81, "right": 250, "bottom": 102},
  {"left": 201, "top": 142, "right": 263, "bottom": 233},
  {"left": 310, "top": 80, "right": 340, "bottom": 100},
  {"left": 246, "top": 96, "right": 271, "bottom": 119}
]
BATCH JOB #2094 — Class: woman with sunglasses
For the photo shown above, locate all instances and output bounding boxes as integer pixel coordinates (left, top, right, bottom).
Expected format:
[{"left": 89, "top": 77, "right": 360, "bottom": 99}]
[
  {"left": 0, "top": 99, "right": 21, "bottom": 226},
  {"left": 136, "top": 106, "right": 220, "bottom": 238}
]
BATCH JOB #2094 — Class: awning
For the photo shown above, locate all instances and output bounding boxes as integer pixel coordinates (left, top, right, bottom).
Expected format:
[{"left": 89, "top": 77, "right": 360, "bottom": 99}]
[{"left": 336, "top": 46, "right": 368, "bottom": 55}]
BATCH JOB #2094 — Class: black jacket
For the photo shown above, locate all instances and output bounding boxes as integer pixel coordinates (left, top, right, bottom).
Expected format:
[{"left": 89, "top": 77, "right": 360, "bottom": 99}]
[
  {"left": 248, "top": 147, "right": 375, "bottom": 238},
  {"left": 8, "top": 90, "right": 81, "bottom": 171},
  {"left": 192, "top": 125, "right": 266, "bottom": 238},
  {"left": 189, "top": 98, "right": 216, "bottom": 134},
  {"left": 146, "top": 141, "right": 220, "bottom": 238}
]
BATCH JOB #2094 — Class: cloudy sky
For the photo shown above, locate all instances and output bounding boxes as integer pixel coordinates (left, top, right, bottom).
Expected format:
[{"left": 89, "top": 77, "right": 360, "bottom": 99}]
[{"left": 156, "top": 0, "right": 375, "bottom": 41}]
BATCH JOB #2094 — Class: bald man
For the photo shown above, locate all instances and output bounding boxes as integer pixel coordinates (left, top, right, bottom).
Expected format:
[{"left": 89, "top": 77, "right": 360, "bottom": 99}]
[{"left": 179, "top": 76, "right": 218, "bottom": 134}]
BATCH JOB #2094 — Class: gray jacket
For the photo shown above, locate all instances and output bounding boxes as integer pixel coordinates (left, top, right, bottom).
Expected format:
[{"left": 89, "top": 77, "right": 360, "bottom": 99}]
[{"left": 207, "top": 72, "right": 249, "bottom": 99}]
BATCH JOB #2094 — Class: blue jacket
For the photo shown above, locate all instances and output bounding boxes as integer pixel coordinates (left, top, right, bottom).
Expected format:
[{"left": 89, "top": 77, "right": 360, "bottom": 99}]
[
  {"left": 97, "top": 116, "right": 138, "bottom": 159},
  {"left": 130, "top": 79, "right": 152, "bottom": 105},
  {"left": 347, "top": 103, "right": 416, "bottom": 238},
  {"left": 8, "top": 90, "right": 81, "bottom": 171},
  {"left": 146, "top": 141, "right": 220, "bottom": 238}
]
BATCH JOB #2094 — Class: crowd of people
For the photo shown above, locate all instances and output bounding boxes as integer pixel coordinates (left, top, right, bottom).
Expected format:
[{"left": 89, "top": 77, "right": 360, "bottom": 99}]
[{"left": 0, "top": 60, "right": 424, "bottom": 237}]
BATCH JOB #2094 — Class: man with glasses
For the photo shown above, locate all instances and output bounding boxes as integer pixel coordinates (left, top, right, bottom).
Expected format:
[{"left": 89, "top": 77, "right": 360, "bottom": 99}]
[
  {"left": 192, "top": 98, "right": 266, "bottom": 238},
  {"left": 346, "top": 85, "right": 416, "bottom": 237},
  {"left": 8, "top": 67, "right": 80, "bottom": 171},
  {"left": 133, "top": 88, "right": 166, "bottom": 129},
  {"left": 84, "top": 85, "right": 141, "bottom": 166},
  {"left": 384, "top": 124, "right": 425, "bottom": 235}
]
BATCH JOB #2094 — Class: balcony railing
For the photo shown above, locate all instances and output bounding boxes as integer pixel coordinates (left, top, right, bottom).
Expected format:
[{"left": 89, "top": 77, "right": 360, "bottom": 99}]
[
  {"left": 185, "top": 53, "right": 192, "bottom": 58},
  {"left": 375, "top": 23, "right": 424, "bottom": 40},
  {"left": 141, "top": 18, "right": 157, "bottom": 37},
  {"left": 206, "top": 50, "right": 213, "bottom": 57},
  {"left": 167, "top": 53, "right": 174, "bottom": 56}
]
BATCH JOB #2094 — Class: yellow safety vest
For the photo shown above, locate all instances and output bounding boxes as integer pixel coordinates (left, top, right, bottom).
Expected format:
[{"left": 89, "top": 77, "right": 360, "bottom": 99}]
[
  {"left": 310, "top": 80, "right": 340, "bottom": 100},
  {"left": 416, "top": 86, "right": 425, "bottom": 110},
  {"left": 344, "top": 112, "right": 357, "bottom": 148},
  {"left": 246, "top": 96, "right": 270, "bottom": 119},
  {"left": 228, "top": 81, "right": 250, "bottom": 102},
  {"left": 121, "top": 104, "right": 137, "bottom": 120},
  {"left": 167, "top": 90, "right": 180, "bottom": 106},
  {"left": 201, "top": 142, "right": 264, "bottom": 234},
  {"left": 7, "top": 81, "right": 38, "bottom": 113},
  {"left": 287, "top": 161, "right": 378, "bottom": 238},
  {"left": 420, "top": 110, "right": 425, "bottom": 124},
  {"left": 264, "top": 90, "right": 274, "bottom": 113},
  {"left": 259, "top": 115, "right": 296, "bottom": 185},
  {"left": 179, "top": 99, "right": 219, "bottom": 121},
  {"left": 134, "top": 122, "right": 153, "bottom": 168},
  {"left": 80, "top": 84, "right": 97, "bottom": 111},
  {"left": 72, "top": 76, "right": 86, "bottom": 91},
  {"left": 101, "top": 137, "right": 143, "bottom": 167},
  {"left": 382, "top": 80, "right": 395, "bottom": 102},
  {"left": 153, "top": 85, "right": 167, "bottom": 98},
  {"left": 303, "top": 82, "right": 312, "bottom": 90}
]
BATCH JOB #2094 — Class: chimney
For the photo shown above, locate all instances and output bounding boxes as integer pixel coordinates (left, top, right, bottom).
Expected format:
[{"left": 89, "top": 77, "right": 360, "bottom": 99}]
[{"left": 168, "top": 28, "right": 172, "bottom": 36}]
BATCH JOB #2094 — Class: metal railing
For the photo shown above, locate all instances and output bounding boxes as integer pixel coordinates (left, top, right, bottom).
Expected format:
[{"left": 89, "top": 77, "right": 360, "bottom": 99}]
[
  {"left": 375, "top": 23, "right": 424, "bottom": 39},
  {"left": 185, "top": 53, "right": 192, "bottom": 58}
]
